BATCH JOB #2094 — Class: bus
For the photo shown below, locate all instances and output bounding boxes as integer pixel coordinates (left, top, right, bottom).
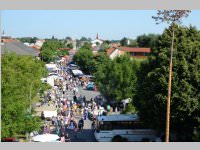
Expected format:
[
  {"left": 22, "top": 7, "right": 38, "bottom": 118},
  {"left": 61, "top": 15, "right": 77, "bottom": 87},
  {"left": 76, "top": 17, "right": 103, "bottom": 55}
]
[{"left": 94, "top": 114, "right": 160, "bottom": 142}]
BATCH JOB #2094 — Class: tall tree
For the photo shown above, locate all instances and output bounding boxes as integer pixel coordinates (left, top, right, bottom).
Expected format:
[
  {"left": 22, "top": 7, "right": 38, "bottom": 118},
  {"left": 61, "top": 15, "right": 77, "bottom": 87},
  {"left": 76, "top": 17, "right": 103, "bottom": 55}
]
[
  {"left": 135, "top": 25, "right": 200, "bottom": 141},
  {"left": 152, "top": 10, "right": 191, "bottom": 142},
  {"left": 2, "top": 52, "right": 47, "bottom": 139}
]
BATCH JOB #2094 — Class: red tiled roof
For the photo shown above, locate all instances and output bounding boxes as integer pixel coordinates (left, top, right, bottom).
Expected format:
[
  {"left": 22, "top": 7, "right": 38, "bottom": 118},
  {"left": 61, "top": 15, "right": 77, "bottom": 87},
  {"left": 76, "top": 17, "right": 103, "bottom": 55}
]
[
  {"left": 32, "top": 45, "right": 41, "bottom": 51},
  {"left": 2, "top": 39, "right": 15, "bottom": 43},
  {"left": 106, "top": 47, "right": 116, "bottom": 55},
  {"left": 119, "top": 47, "right": 151, "bottom": 53}
]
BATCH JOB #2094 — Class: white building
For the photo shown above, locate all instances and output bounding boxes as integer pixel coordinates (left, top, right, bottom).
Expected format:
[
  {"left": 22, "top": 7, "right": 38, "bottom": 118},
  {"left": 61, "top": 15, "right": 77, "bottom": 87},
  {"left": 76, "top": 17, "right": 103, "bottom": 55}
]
[
  {"left": 35, "top": 39, "right": 45, "bottom": 47},
  {"left": 91, "top": 33, "right": 104, "bottom": 47}
]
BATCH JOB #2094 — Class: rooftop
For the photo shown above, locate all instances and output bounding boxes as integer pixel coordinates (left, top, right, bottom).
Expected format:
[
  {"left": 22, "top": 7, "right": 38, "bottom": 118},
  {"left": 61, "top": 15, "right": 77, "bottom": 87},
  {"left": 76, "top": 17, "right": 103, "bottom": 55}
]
[{"left": 119, "top": 47, "right": 151, "bottom": 53}]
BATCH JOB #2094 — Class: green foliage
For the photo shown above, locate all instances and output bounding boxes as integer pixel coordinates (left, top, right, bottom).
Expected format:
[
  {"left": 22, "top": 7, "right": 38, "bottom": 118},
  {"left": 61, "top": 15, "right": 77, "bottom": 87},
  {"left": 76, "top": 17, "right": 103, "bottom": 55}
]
[
  {"left": 66, "top": 43, "right": 73, "bottom": 49},
  {"left": 95, "top": 54, "right": 140, "bottom": 102},
  {"left": 120, "top": 37, "right": 128, "bottom": 46},
  {"left": 136, "top": 34, "right": 160, "bottom": 49},
  {"left": 81, "top": 42, "right": 92, "bottom": 50},
  {"left": 57, "top": 50, "right": 69, "bottom": 57},
  {"left": 39, "top": 83, "right": 51, "bottom": 97},
  {"left": 40, "top": 40, "right": 65, "bottom": 62},
  {"left": 1, "top": 52, "right": 47, "bottom": 138},
  {"left": 122, "top": 103, "right": 137, "bottom": 114},
  {"left": 99, "top": 43, "right": 111, "bottom": 53},
  {"left": 73, "top": 47, "right": 94, "bottom": 74},
  {"left": 135, "top": 25, "right": 200, "bottom": 141},
  {"left": 129, "top": 40, "right": 138, "bottom": 47},
  {"left": 17, "top": 37, "right": 38, "bottom": 43}
]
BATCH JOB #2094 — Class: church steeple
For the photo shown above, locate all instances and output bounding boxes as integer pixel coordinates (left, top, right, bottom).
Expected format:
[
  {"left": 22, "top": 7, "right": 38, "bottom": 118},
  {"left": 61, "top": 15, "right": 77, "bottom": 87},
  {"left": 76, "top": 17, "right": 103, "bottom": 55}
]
[{"left": 96, "top": 33, "right": 99, "bottom": 39}]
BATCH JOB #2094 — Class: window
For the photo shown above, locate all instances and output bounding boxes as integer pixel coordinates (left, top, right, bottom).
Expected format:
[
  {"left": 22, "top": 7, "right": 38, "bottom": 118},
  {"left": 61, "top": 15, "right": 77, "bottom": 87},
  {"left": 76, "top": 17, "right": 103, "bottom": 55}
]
[{"left": 98, "top": 121, "right": 146, "bottom": 130}]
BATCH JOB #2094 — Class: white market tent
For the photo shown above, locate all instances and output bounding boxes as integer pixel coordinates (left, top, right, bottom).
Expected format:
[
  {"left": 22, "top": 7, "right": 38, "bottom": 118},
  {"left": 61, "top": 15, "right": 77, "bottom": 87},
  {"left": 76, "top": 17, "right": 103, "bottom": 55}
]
[
  {"left": 72, "top": 69, "right": 83, "bottom": 76},
  {"left": 32, "top": 134, "right": 60, "bottom": 142},
  {"left": 43, "top": 110, "right": 57, "bottom": 118},
  {"left": 45, "top": 64, "right": 57, "bottom": 70}
]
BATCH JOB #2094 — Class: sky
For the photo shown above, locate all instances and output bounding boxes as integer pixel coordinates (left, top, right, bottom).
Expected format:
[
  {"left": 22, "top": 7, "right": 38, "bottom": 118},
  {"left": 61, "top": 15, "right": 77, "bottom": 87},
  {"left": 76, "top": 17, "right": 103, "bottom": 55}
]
[{"left": 1, "top": 10, "right": 200, "bottom": 40}]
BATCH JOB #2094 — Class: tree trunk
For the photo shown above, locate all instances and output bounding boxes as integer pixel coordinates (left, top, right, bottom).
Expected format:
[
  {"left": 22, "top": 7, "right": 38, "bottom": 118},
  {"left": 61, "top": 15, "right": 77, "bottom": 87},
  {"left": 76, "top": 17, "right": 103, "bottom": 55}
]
[{"left": 166, "top": 26, "right": 175, "bottom": 142}]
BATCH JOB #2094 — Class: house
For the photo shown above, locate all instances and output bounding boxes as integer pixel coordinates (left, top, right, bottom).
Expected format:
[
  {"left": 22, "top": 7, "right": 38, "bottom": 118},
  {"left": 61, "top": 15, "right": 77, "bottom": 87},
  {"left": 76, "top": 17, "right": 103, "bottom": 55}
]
[
  {"left": 106, "top": 46, "right": 151, "bottom": 59},
  {"left": 35, "top": 39, "right": 45, "bottom": 47},
  {"left": 119, "top": 47, "right": 151, "bottom": 58}
]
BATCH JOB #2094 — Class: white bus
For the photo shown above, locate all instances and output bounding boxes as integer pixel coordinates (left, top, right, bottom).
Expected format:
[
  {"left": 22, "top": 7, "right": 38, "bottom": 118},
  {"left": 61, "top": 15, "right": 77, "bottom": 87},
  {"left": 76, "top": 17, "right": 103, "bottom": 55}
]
[{"left": 94, "top": 114, "right": 160, "bottom": 142}]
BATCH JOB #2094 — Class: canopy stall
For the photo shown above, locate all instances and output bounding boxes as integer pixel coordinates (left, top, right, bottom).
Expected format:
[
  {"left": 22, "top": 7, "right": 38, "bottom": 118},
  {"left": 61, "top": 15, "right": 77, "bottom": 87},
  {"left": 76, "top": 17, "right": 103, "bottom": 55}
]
[
  {"left": 71, "top": 69, "right": 84, "bottom": 76},
  {"left": 43, "top": 110, "right": 57, "bottom": 118},
  {"left": 32, "top": 134, "right": 60, "bottom": 142}
]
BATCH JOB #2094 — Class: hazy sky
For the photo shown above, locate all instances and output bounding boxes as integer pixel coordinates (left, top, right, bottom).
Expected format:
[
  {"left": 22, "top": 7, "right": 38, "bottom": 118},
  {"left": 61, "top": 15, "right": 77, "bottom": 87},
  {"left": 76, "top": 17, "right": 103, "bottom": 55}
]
[{"left": 1, "top": 10, "right": 200, "bottom": 40}]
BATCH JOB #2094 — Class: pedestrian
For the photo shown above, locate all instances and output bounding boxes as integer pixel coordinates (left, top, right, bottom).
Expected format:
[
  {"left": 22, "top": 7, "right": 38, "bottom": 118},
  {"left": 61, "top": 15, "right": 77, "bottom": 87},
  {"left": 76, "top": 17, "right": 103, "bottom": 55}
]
[
  {"left": 52, "top": 116, "right": 56, "bottom": 126},
  {"left": 61, "top": 135, "right": 65, "bottom": 142},
  {"left": 91, "top": 120, "right": 96, "bottom": 130},
  {"left": 65, "top": 133, "right": 70, "bottom": 142},
  {"left": 41, "top": 111, "right": 45, "bottom": 120},
  {"left": 84, "top": 110, "right": 87, "bottom": 120},
  {"left": 83, "top": 96, "right": 86, "bottom": 103},
  {"left": 78, "top": 118, "right": 84, "bottom": 131}
]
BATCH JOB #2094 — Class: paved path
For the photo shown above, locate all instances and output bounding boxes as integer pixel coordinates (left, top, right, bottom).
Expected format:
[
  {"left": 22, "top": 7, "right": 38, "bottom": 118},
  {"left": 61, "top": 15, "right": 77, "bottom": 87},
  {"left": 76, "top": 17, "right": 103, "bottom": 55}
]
[{"left": 64, "top": 87, "right": 99, "bottom": 142}]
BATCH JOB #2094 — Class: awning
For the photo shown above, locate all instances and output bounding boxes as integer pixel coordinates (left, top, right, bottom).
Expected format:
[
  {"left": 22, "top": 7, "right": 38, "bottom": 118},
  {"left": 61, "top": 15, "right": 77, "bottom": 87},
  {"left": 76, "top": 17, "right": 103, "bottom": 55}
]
[
  {"left": 32, "top": 134, "right": 60, "bottom": 142},
  {"left": 43, "top": 111, "right": 57, "bottom": 118},
  {"left": 72, "top": 69, "right": 83, "bottom": 76}
]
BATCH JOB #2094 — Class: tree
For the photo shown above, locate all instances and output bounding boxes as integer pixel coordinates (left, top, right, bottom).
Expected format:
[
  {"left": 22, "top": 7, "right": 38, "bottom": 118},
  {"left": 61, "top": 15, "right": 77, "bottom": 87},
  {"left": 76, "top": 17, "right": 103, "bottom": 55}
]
[
  {"left": 80, "top": 37, "right": 88, "bottom": 41},
  {"left": 17, "top": 37, "right": 38, "bottom": 44},
  {"left": 73, "top": 48, "right": 94, "bottom": 74},
  {"left": 40, "top": 40, "right": 64, "bottom": 62},
  {"left": 129, "top": 39, "right": 138, "bottom": 47},
  {"left": 136, "top": 34, "right": 160, "bottom": 48},
  {"left": 57, "top": 50, "right": 69, "bottom": 57},
  {"left": 104, "top": 40, "right": 111, "bottom": 45},
  {"left": 66, "top": 43, "right": 73, "bottom": 49},
  {"left": 135, "top": 25, "right": 200, "bottom": 141},
  {"left": 65, "top": 36, "right": 72, "bottom": 41},
  {"left": 99, "top": 43, "right": 111, "bottom": 53},
  {"left": 120, "top": 37, "right": 128, "bottom": 46},
  {"left": 81, "top": 42, "right": 92, "bottom": 50},
  {"left": 152, "top": 10, "right": 191, "bottom": 142},
  {"left": 1, "top": 52, "right": 47, "bottom": 139},
  {"left": 93, "top": 52, "right": 110, "bottom": 72},
  {"left": 95, "top": 54, "right": 140, "bottom": 103}
]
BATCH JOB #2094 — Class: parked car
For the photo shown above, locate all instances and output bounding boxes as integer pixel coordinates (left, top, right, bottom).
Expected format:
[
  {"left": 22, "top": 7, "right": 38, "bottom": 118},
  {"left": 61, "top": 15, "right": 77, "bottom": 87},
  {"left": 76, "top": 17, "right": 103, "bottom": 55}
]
[{"left": 86, "top": 82, "right": 95, "bottom": 90}]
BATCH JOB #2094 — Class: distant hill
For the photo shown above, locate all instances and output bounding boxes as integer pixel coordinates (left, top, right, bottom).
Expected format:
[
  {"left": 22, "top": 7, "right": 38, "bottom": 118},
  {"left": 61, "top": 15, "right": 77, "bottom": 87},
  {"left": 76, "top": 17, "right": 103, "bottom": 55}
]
[{"left": 1, "top": 40, "right": 39, "bottom": 56}]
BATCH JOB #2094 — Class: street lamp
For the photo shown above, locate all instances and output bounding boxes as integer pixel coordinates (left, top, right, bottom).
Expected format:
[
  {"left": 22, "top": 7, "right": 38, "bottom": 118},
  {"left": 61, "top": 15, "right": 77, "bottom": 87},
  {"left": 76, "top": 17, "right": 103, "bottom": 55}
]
[{"left": 29, "top": 82, "right": 34, "bottom": 113}]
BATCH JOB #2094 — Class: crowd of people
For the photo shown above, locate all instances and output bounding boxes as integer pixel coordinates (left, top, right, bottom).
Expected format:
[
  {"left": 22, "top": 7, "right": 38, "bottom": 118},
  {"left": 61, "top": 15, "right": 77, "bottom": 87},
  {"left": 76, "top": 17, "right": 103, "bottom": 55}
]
[{"left": 40, "top": 62, "right": 111, "bottom": 142}]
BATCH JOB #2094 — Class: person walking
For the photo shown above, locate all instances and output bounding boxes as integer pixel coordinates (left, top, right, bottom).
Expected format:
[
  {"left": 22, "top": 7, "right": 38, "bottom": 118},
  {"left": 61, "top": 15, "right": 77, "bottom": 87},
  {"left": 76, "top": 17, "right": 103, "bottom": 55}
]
[
  {"left": 65, "top": 133, "right": 70, "bottom": 142},
  {"left": 78, "top": 118, "right": 84, "bottom": 131},
  {"left": 61, "top": 134, "right": 65, "bottom": 142}
]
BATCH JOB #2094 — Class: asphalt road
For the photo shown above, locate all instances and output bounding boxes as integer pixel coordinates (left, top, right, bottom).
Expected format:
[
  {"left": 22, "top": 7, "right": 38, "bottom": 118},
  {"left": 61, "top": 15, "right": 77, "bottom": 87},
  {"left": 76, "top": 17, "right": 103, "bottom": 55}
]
[{"left": 65, "top": 86, "right": 99, "bottom": 142}]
